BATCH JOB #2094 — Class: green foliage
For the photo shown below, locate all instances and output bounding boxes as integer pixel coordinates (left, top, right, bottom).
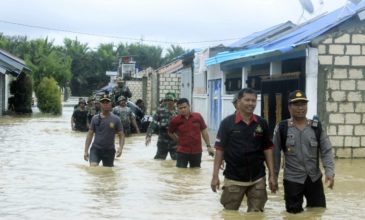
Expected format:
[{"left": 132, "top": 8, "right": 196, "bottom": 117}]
[
  {"left": 9, "top": 73, "right": 33, "bottom": 113},
  {"left": 22, "top": 73, "right": 33, "bottom": 110},
  {"left": 0, "top": 33, "right": 191, "bottom": 98},
  {"left": 163, "top": 45, "right": 188, "bottom": 65},
  {"left": 25, "top": 39, "right": 71, "bottom": 89},
  {"left": 120, "top": 43, "right": 164, "bottom": 69},
  {"left": 35, "top": 77, "right": 62, "bottom": 115}
]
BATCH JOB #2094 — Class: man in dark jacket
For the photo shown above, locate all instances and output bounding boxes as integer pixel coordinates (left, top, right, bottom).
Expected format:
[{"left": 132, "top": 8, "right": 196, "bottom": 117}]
[{"left": 210, "top": 88, "right": 277, "bottom": 212}]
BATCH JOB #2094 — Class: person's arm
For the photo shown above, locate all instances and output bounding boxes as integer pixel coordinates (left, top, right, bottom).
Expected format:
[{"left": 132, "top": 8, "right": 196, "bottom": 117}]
[
  {"left": 71, "top": 116, "right": 75, "bottom": 130},
  {"left": 320, "top": 128, "right": 335, "bottom": 189},
  {"left": 201, "top": 128, "right": 214, "bottom": 156},
  {"left": 116, "top": 130, "right": 125, "bottom": 157},
  {"left": 167, "top": 131, "right": 178, "bottom": 142},
  {"left": 264, "top": 148, "right": 277, "bottom": 193},
  {"left": 211, "top": 149, "right": 224, "bottom": 192},
  {"left": 84, "top": 130, "right": 94, "bottom": 161},
  {"left": 145, "top": 112, "right": 159, "bottom": 146},
  {"left": 130, "top": 115, "right": 140, "bottom": 133},
  {"left": 167, "top": 118, "right": 178, "bottom": 142},
  {"left": 71, "top": 111, "right": 76, "bottom": 130}
]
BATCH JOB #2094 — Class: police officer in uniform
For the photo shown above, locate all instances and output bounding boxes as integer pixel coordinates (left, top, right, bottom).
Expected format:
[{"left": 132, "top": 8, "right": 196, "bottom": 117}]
[{"left": 145, "top": 92, "right": 177, "bottom": 160}]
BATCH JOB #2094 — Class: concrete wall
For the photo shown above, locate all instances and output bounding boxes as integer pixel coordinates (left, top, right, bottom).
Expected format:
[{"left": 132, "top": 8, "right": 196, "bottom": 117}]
[
  {"left": 318, "top": 31, "right": 365, "bottom": 158},
  {"left": 159, "top": 72, "right": 180, "bottom": 102},
  {"left": 126, "top": 79, "right": 143, "bottom": 103}
]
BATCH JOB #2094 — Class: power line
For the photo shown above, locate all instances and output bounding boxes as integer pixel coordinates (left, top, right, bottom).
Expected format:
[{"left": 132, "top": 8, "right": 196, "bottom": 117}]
[{"left": 0, "top": 19, "right": 240, "bottom": 45}]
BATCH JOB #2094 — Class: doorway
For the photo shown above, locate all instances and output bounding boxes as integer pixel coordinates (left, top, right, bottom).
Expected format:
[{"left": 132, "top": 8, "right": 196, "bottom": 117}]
[{"left": 261, "top": 78, "right": 304, "bottom": 135}]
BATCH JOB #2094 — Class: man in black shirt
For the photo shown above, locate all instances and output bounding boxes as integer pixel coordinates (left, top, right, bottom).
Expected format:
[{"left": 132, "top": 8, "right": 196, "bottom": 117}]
[
  {"left": 211, "top": 88, "right": 277, "bottom": 212},
  {"left": 71, "top": 99, "right": 88, "bottom": 132}
]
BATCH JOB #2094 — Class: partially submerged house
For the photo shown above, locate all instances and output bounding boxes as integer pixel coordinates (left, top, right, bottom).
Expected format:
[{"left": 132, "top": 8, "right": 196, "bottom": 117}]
[
  {"left": 0, "top": 49, "right": 31, "bottom": 115},
  {"left": 202, "top": 2, "right": 365, "bottom": 158},
  {"left": 156, "top": 50, "right": 195, "bottom": 104}
]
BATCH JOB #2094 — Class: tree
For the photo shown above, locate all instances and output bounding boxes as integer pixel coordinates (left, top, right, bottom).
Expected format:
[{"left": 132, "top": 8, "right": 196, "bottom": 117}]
[
  {"left": 63, "top": 38, "right": 91, "bottom": 96},
  {"left": 25, "top": 38, "right": 71, "bottom": 89},
  {"left": 163, "top": 45, "right": 188, "bottom": 64},
  {"left": 35, "top": 77, "right": 62, "bottom": 115}
]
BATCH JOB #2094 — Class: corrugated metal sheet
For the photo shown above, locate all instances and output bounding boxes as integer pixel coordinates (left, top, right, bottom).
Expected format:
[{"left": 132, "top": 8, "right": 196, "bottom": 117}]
[
  {"left": 0, "top": 49, "right": 31, "bottom": 75},
  {"left": 229, "top": 21, "right": 296, "bottom": 48},
  {"left": 206, "top": 2, "right": 365, "bottom": 66}
]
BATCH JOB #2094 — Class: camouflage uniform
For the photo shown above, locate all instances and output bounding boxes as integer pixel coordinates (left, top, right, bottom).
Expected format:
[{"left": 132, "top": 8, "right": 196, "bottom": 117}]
[
  {"left": 111, "top": 77, "right": 132, "bottom": 106},
  {"left": 112, "top": 97, "right": 135, "bottom": 137},
  {"left": 146, "top": 93, "right": 177, "bottom": 160}
]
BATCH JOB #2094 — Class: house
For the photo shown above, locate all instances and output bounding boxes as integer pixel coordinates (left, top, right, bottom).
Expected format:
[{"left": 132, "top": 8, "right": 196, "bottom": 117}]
[
  {"left": 156, "top": 50, "right": 195, "bottom": 104},
  {"left": 201, "top": 21, "right": 297, "bottom": 130},
  {"left": 0, "top": 49, "right": 31, "bottom": 115},
  {"left": 203, "top": 2, "right": 365, "bottom": 158}
]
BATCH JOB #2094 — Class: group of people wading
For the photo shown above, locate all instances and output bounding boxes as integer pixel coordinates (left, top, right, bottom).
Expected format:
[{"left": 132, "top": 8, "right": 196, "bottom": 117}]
[
  {"left": 80, "top": 85, "right": 335, "bottom": 214},
  {"left": 71, "top": 76, "right": 145, "bottom": 135}
]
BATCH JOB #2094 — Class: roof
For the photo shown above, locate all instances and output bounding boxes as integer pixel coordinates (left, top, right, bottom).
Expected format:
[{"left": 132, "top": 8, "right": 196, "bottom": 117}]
[
  {"left": 229, "top": 21, "right": 296, "bottom": 48},
  {"left": 0, "top": 49, "right": 31, "bottom": 76},
  {"left": 206, "top": 2, "right": 365, "bottom": 66},
  {"left": 156, "top": 49, "right": 196, "bottom": 75}
]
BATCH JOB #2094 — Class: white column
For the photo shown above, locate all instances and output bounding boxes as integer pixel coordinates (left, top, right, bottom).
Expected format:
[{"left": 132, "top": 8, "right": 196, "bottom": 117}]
[
  {"left": 305, "top": 47, "right": 319, "bottom": 118},
  {"left": 270, "top": 61, "right": 282, "bottom": 77},
  {"left": 242, "top": 66, "right": 249, "bottom": 88}
]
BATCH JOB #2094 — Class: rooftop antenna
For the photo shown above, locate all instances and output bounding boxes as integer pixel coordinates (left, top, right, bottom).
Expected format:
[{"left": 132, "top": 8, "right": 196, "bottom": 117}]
[{"left": 297, "top": 0, "right": 315, "bottom": 23}]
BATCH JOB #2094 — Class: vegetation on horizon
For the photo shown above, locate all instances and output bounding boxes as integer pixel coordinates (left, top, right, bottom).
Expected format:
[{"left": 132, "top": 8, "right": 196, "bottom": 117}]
[{"left": 0, "top": 33, "right": 188, "bottom": 114}]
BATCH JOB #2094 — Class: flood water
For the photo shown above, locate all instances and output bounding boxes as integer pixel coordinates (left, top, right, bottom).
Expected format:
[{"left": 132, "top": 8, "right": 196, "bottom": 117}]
[{"left": 0, "top": 106, "right": 364, "bottom": 220}]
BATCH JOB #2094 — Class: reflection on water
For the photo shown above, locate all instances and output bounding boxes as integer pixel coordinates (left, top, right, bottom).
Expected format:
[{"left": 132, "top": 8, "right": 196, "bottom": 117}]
[{"left": 0, "top": 107, "right": 365, "bottom": 219}]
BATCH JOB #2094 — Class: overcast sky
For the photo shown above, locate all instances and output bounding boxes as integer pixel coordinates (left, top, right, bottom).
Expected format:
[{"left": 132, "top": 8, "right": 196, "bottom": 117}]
[{"left": 0, "top": 0, "right": 350, "bottom": 51}]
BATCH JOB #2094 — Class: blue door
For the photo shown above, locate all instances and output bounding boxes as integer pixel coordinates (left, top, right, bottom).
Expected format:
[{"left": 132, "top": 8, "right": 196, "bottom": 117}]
[{"left": 209, "top": 79, "right": 222, "bottom": 130}]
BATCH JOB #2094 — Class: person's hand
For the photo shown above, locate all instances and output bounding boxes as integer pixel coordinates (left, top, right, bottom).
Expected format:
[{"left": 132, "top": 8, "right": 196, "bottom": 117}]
[
  {"left": 211, "top": 176, "right": 220, "bottom": 192},
  {"left": 84, "top": 152, "right": 89, "bottom": 161},
  {"left": 220, "top": 160, "right": 225, "bottom": 170},
  {"left": 325, "top": 175, "right": 335, "bottom": 189},
  {"left": 116, "top": 147, "right": 123, "bottom": 157},
  {"left": 269, "top": 175, "right": 278, "bottom": 193},
  {"left": 145, "top": 136, "right": 151, "bottom": 146},
  {"left": 207, "top": 147, "right": 215, "bottom": 157}
]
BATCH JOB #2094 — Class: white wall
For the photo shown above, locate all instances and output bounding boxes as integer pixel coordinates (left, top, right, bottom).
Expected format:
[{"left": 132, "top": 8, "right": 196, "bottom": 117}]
[{"left": 192, "top": 95, "right": 208, "bottom": 121}]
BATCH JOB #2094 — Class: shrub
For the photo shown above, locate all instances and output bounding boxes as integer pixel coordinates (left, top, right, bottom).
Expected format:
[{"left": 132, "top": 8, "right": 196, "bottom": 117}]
[{"left": 35, "top": 77, "right": 62, "bottom": 115}]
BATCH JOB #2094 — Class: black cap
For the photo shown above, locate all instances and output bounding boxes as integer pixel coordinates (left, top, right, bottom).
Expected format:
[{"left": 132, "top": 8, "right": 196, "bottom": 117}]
[{"left": 288, "top": 90, "right": 308, "bottom": 103}]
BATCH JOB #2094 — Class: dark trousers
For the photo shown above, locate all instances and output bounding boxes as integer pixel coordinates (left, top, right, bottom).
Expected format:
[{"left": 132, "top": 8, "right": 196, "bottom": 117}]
[
  {"left": 154, "top": 141, "right": 177, "bottom": 160},
  {"left": 283, "top": 176, "right": 326, "bottom": 213},
  {"left": 89, "top": 147, "right": 116, "bottom": 167},
  {"left": 176, "top": 152, "right": 202, "bottom": 168}
]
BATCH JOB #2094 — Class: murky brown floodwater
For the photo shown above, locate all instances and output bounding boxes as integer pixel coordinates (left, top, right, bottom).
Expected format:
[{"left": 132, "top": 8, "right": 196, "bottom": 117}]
[{"left": 0, "top": 106, "right": 364, "bottom": 220}]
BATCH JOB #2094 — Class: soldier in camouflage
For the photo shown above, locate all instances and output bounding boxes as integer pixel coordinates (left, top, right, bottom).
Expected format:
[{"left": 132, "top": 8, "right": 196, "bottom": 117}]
[
  {"left": 145, "top": 92, "right": 178, "bottom": 160},
  {"left": 112, "top": 96, "right": 140, "bottom": 136},
  {"left": 86, "top": 96, "right": 96, "bottom": 124},
  {"left": 111, "top": 77, "right": 132, "bottom": 106}
]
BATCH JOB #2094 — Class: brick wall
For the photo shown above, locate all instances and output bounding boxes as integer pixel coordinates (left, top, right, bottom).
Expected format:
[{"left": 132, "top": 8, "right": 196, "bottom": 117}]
[
  {"left": 159, "top": 72, "right": 181, "bottom": 101},
  {"left": 126, "top": 79, "right": 143, "bottom": 103},
  {"left": 319, "top": 32, "right": 365, "bottom": 158}
]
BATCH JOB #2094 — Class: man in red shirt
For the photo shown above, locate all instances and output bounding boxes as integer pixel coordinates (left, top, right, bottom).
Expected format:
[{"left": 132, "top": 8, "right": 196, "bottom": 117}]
[{"left": 168, "top": 98, "right": 215, "bottom": 168}]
